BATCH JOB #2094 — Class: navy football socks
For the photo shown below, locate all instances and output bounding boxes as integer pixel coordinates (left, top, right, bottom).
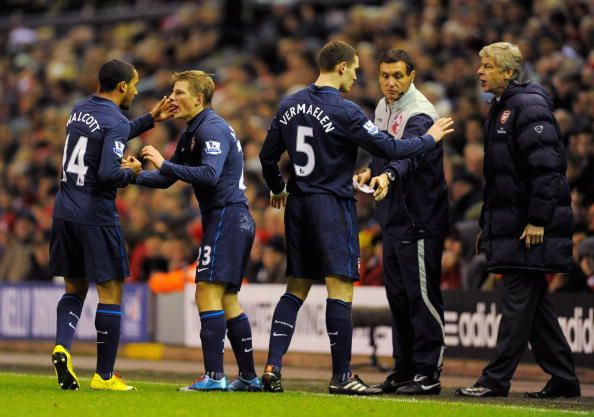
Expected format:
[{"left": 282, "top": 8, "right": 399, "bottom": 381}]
[
  {"left": 200, "top": 310, "right": 226, "bottom": 378},
  {"left": 266, "top": 293, "right": 303, "bottom": 368},
  {"left": 227, "top": 313, "right": 257, "bottom": 380},
  {"left": 95, "top": 303, "right": 122, "bottom": 380},
  {"left": 326, "top": 298, "right": 353, "bottom": 383},
  {"left": 55, "top": 294, "right": 84, "bottom": 351}
]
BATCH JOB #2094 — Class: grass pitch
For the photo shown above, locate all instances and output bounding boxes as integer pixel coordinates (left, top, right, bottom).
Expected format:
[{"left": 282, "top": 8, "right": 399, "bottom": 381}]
[{"left": 1, "top": 373, "right": 592, "bottom": 417}]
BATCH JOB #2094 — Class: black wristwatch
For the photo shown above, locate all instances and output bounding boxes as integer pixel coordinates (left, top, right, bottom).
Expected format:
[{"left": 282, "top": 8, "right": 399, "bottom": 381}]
[{"left": 385, "top": 170, "right": 396, "bottom": 183}]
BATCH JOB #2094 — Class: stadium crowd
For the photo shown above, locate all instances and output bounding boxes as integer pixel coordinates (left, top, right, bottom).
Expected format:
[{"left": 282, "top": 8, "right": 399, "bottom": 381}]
[{"left": 1, "top": 0, "right": 594, "bottom": 293}]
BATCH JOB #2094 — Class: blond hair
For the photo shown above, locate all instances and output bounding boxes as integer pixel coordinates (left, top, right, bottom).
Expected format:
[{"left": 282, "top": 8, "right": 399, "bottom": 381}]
[
  {"left": 171, "top": 70, "right": 215, "bottom": 105},
  {"left": 479, "top": 42, "right": 523, "bottom": 80}
]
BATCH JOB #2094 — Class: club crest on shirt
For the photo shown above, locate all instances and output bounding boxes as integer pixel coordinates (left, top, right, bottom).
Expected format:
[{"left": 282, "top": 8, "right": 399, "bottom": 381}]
[
  {"left": 500, "top": 110, "right": 511, "bottom": 125},
  {"left": 391, "top": 114, "right": 404, "bottom": 135},
  {"left": 204, "top": 140, "right": 222, "bottom": 155},
  {"left": 113, "top": 141, "right": 125, "bottom": 158}
]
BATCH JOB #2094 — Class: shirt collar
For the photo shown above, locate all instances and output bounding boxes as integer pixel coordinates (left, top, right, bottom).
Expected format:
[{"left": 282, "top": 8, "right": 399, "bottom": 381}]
[
  {"left": 90, "top": 95, "right": 121, "bottom": 112},
  {"left": 187, "top": 108, "right": 213, "bottom": 131},
  {"left": 309, "top": 84, "right": 340, "bottom": 96}
]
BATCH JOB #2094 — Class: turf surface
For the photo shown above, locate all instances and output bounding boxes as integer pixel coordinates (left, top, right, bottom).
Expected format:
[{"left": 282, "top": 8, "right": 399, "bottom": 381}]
[{"left": 1, "top": 373, "right": 592, "bottom": 417}]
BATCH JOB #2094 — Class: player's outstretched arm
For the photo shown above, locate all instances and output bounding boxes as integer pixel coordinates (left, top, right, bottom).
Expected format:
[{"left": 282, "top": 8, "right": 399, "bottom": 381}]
[
  {"left": 347, "top": 106, "right": 449, "bottom": 160},
  {"left": 380, "top": 114, "right": 435, "bottom": 185},
  {"left": 133, "top": 169, "right": 177, "bottom": 189},
  {"left": 142, "top": 138, "right": 227, "bottom": 188},
  {"left": 125, "top": 148, "right": 176, "bottom": 188}
]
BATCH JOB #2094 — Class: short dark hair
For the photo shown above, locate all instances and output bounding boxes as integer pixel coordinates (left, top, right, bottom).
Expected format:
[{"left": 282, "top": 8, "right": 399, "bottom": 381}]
[
  {"left": 318, "top": 40, "right": 357, "bottom": 72},
  {"left": 378, "top": 49, "right": 415, "bottom": 74},
  {"left": 98, "top": 59, "right": 135, "bottom": 92}
]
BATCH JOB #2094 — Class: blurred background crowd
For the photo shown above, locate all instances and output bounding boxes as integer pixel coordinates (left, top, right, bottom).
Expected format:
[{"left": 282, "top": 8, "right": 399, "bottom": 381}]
[{"left": 1, "top": 0, "right": 593, "bottom": 293}]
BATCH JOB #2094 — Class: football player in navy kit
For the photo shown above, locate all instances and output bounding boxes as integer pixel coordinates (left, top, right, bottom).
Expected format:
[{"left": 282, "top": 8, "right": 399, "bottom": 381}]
[
  {"left": 259, "top": 40, "right": 454, "bottom": 395},
  {"left": 134, "top": 70, "right": 260, "bottom": 392},
  {"left": 50, "top": 59, "right": 173, "bottom": 391}
]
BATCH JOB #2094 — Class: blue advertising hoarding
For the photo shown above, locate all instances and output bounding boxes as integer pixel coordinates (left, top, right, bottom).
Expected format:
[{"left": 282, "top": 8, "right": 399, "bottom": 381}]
[{"left": 0, "top": 283, "right": 149, "bottom": 342}]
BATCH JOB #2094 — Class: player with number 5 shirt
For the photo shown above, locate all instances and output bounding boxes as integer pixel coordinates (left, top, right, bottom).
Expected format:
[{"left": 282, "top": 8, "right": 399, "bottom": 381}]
[{"left": 258, "top": 40, "right": 454, "bottom": 396}]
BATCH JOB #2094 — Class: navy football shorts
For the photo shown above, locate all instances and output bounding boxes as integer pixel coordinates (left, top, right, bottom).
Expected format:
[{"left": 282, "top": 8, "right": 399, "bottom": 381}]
[
  {"left": 49, "top": 218, "right": 129, "bottom": 283},
  {"left": 285, "top": 194, "right": 360, "bottom": 281},
  {"left": 195, "top": 204, "right": 255, "bottom": 292}
]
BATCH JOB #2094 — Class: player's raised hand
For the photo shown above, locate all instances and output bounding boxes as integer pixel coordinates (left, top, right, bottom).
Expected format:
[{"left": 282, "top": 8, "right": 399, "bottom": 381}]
[
  {"left": 426, "top": 117, "right": 454, "bottom": 143},
  {"left": 353, "top": 168, "right": 372, "bottom": 187},
  {"left": 141, "top": 145, "right": 165, "bottom": 169},
  {"left": 370, "top": 173, "right": 390, "bottom": 202},
  {"left": 270, "top": 187, "right": 289, "bottom": 209},
  {"left": 150, "top": 96, "right": 176, "bottom": 123}
]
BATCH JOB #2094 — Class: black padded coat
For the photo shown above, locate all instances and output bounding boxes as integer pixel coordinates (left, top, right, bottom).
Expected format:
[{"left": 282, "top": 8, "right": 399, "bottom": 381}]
[{"left": 479, "top": 80, "right": 573, "bottom": 273}]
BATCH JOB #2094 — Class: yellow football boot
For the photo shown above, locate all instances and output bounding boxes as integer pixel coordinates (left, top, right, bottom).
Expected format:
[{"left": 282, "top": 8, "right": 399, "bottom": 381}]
[
  {"left": 90, "top": 372, "right": 136, "bottom": 391},
  {"left": 51, "top": 345, "right": 80, "bottom": 390}
]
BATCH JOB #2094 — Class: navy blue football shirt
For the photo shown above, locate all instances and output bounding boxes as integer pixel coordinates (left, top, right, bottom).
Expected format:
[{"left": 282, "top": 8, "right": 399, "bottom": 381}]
[
  {"left": 135, "top": 108, "right": 248, "bottom": 213},
  {"left": 259, "top": 84, "right": 436, "bottom": 198},
  {"left": 53, "top": 95, "right": 153, "bottom": 226}
]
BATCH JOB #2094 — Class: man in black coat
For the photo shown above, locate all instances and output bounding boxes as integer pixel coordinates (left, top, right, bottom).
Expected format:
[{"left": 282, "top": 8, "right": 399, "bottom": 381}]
[{"left": 456, "top": 42, "right": 580, "bottom": 399}]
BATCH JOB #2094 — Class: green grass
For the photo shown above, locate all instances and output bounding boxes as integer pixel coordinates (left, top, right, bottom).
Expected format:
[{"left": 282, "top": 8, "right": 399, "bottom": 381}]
[{"left": 1, "top": 373, "right": 591, "bottom": 417}]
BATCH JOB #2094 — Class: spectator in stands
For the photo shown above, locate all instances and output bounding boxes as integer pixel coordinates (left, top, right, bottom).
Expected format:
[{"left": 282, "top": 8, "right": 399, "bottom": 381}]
[
  {"left": 358, "top": 232, "right": 384, "bottom": 286},
  {"left": 449, "top": 169, "right": 483, "bottom": 224},
  {"left": 1, "top": 1, "right": 594, "bottom": 291},
  {"left": 548, "top": 230, "right": 591, "bottom": 293},
  {"left": 24, "top": 239, "right": 53, "bottom": 281},
  {"left": 255, "top": 236, "right": 286, "bottom": 284},
  {"left": 441, "top": 232, "right": 463, "bottom": 290},
  {"left": 577, "top": 236, "right": 594, "bottom": 292},
  {"left": 0, "top": 210, "right": 38, "bottom": 281}
]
